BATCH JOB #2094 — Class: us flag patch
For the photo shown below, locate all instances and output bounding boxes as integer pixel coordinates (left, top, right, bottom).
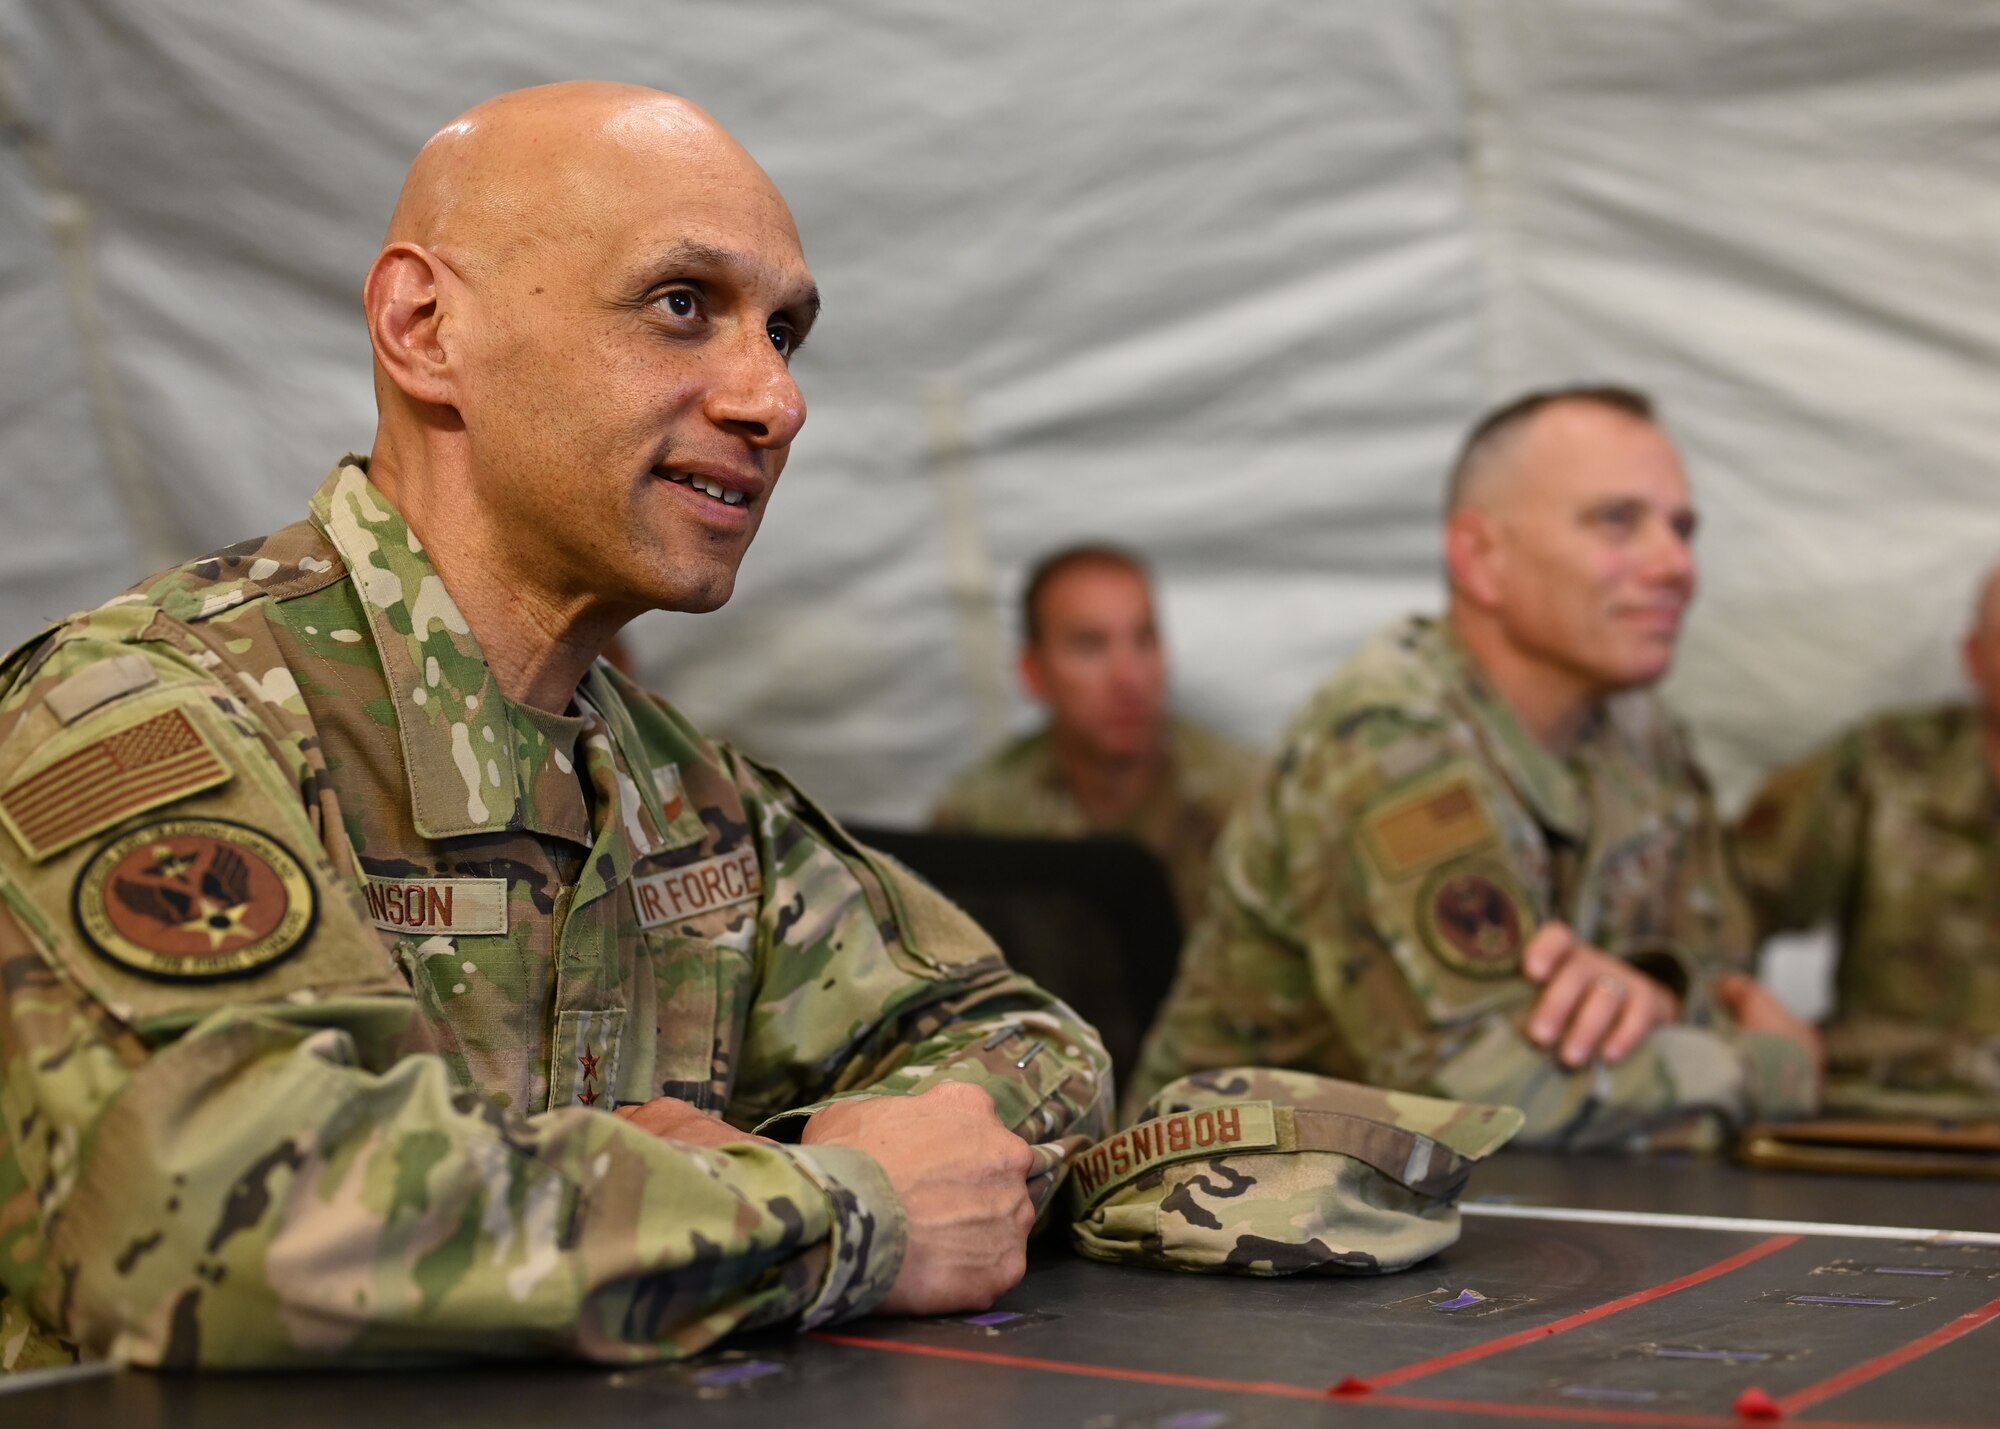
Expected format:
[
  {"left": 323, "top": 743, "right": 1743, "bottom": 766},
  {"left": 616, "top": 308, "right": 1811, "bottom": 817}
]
[{"left": 0, "top": 707, "right": 232, "bottom": 861}]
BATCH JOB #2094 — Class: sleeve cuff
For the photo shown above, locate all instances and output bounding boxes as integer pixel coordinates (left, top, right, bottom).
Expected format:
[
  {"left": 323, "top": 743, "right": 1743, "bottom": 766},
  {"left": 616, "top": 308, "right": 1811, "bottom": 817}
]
[
  {"left": 779, "top": 1143, "right": 908, "bottom": 1328},
  {"left": 1733, "top": 1028, "right": 1822, "bottom": 1121}
]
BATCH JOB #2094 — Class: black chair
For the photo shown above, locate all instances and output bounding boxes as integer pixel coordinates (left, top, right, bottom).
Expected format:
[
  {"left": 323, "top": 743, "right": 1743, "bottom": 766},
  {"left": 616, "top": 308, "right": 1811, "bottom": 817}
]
[{"left": 844, "top": 825, "right": 1185, "bottom": 1087}]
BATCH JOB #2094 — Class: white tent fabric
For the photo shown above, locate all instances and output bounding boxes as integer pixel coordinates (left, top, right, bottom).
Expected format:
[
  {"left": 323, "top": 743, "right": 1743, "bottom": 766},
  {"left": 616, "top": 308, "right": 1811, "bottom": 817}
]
[{"left": 6, "top": 0, "right": 2000, "bottom": 850}]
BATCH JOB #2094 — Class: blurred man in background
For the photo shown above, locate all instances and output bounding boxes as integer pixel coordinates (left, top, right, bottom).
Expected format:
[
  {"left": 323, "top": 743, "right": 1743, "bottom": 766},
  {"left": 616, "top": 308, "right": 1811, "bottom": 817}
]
[
  {"left": 1733, "top": 565, "right": 2000, "bottom": 1117},
  {"left": 1132, "top": 387, "right": 1821, "bottom": 1145},
  {"left": 931, "top": 544, "right": 1257, "bottom": 930}
]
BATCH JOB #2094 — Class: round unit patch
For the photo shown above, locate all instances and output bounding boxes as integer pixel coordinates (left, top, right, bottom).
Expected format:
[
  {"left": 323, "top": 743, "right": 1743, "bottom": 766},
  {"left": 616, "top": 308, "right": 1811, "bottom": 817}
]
[
  {"left": 1417, "top": 859, "right": 1530, "bottom": 978},
  {"left": 73, "top": 817, "right": 316, "bottom": 982}
]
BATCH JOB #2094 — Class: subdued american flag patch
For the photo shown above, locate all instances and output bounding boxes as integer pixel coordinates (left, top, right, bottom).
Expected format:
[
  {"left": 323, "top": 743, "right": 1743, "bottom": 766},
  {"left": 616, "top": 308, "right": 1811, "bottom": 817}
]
[{"left": 0, "top": 707, "right": 232, "bottom": 861}]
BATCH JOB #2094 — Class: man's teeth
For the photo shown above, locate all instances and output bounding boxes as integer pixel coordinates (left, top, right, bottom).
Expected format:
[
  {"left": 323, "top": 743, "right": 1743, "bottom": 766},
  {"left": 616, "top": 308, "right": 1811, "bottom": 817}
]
[{"left": 664, "top": 471, "right": 747, "bottom": 506}]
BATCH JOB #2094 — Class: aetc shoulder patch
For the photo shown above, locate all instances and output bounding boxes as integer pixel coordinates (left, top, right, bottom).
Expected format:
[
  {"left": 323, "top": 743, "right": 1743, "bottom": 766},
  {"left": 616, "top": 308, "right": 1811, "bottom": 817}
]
[
  {"left": 1417, "top": 857, "right": 1531, "bottom": 978},
  {"left": 72, "top": 817, "right": 317, "bottom": 982}
]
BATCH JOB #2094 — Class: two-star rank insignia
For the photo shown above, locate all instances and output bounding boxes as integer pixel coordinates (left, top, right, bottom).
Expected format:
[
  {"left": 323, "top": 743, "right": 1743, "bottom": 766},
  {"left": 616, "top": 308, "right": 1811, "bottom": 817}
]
[{"left": 72, "top": 817, "right": 316, "bottom": 982}]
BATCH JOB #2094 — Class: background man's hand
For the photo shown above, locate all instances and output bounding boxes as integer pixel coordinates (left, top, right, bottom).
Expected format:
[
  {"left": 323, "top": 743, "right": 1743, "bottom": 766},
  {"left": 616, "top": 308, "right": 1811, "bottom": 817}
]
[
  {"left": 614, "top": 1096, "right": 777, "bottom": 1148},
  {"left": 802, "top": 1080, "right": 1035, "bottom": 1316},
  {"left": 1522, "top": 922, "right": 1679, "bottom": 1067},
  {"left": 1713, "top": 970, "right": 1824, "bottom": 1074}
]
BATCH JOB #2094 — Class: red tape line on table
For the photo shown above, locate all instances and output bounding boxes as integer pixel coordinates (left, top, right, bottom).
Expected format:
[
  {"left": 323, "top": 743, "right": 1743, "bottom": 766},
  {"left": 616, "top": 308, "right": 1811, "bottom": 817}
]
[
  {"left": 1774, "top": 1290, "right": 2000, "bottom": 1417},
  {"left": 809, "top": 1334, "right": 1960, "bottom": 1429},
  {"left": 1350, "top": 1232, "right": 1800, "bottom": 1392}
]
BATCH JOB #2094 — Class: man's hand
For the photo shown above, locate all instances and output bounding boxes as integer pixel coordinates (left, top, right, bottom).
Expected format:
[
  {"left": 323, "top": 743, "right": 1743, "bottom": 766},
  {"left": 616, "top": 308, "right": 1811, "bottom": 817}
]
[
  {"left": 1522, "top": 922, "right": 1679, "bottom": 1067},
  {"left": 614, "top": 1096, "right": 776, "bottom": 1148},
  {"left": 802, "top": 1081, "right": 1035, "bottom": 1316},
  {"left": 1713, "top": 971, "right": 1824, "bottom": 1073}
]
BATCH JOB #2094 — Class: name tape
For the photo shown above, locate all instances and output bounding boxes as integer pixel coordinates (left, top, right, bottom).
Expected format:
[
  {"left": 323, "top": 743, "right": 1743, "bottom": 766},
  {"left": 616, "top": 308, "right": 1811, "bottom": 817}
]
[
  {"left": 634, "top": 846, "right": 762, "bottom": 928},
  {"left": 365, "top": 877, "right": 508, "bottom": 936},
  {"left": 1069, "top": 1100, "right": 1280, "bottom": 1210}
]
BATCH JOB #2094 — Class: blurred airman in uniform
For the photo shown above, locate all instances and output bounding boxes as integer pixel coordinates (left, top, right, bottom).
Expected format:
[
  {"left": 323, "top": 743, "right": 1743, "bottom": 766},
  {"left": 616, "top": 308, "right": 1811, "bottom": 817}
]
[
  {"left": 932, "top": 544, "right": 1257, "bottom": 929},
  {"left": 1734, "top": 566, "right": 2000, "bottom": 1117},
  {"left": 1132, "top": 388, "right": 1820, "bottom": 1147}
]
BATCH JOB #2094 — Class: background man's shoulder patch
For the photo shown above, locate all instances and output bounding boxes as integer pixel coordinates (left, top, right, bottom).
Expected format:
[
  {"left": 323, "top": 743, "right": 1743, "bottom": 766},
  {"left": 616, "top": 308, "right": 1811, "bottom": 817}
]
[
  {"left": 0, "top": 704, "right": 231, "bottom": 861},
  {"left": 1416, "top": 857, "right": 1531, "bottom": 978},
  {"left": 1360, "top": 772, "right": 1498, "bottom": 881}
]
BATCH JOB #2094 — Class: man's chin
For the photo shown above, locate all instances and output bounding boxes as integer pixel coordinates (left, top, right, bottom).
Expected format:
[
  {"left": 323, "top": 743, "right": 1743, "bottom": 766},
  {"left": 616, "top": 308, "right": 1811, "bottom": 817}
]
[{"left": 644, "top": 568, "right": 738, "bottom": 615}]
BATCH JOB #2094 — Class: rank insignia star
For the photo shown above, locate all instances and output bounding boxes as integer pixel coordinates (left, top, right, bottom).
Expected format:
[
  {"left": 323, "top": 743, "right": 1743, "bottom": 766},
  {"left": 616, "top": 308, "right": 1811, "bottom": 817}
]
[
  {"left": 579, "top": 1048, "right": 600, "bottom": 1080},
  {"left": 577, "top": 1088, "right": 599, "bottom": 1107}
]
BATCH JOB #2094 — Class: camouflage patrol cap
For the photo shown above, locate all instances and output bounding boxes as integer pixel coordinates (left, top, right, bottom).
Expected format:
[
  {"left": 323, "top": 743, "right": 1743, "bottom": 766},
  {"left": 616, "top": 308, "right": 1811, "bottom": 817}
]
[{"left": 1068, "top": 1067, "right": 1524, "bottom": 1275}]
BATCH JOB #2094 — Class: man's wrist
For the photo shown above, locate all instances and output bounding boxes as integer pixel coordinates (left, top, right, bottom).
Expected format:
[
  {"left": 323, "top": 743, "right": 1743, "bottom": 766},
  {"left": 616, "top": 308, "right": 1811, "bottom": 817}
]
[{"left": 780, "top": 1143, "right": 908, "bottom": 1327}]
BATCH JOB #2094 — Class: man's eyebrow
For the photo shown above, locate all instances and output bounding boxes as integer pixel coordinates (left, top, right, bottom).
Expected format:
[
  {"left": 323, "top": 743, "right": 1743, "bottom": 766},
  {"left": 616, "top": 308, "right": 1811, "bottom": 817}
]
[{"left": 640, "top": 241, "right": 820, "bottom": 317}]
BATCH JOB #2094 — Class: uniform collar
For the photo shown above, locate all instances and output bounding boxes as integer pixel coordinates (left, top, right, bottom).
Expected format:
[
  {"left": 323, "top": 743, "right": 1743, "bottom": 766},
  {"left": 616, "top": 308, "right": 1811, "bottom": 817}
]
[
  {"left": 1422, "top": 618, "right": 1595, "bottom": 841},
  {"left": 309, "top": 458, "right": 673, "bottom": 849}
]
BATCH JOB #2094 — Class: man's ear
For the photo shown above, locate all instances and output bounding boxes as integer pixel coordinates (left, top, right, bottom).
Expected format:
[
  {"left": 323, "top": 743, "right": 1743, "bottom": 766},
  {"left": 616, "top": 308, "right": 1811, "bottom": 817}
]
[
  {"left": 364, "top": 243, "right": 456, "bottom": 408},
  {"left": 1444, "top": 507, "right": 1504, "bottom": 609},
  {"left": 1018, "top": 645, "right": 1049, "bottom": 703}
]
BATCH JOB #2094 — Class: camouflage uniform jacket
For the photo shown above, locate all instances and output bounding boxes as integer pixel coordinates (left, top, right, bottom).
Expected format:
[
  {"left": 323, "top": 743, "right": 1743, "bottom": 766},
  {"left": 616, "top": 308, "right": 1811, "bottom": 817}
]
[
  {"left": 1130, "top": 615, "right": 1815, "bottom": 1147},
  {"left": 0, "top": 459, "right": 1110, "bottom": 1372},
  {"left": 1734, "top": 703, "right": 2000, "bottom": 1115},
  {"left": 929, "top": 719, "right": 1259, "bottom": 930}
]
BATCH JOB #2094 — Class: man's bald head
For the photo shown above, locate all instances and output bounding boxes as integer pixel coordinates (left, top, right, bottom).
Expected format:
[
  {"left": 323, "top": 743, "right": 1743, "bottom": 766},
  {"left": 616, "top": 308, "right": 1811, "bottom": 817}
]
[
  {"left": 1446, "top": 386, "right": 1658, "bottom": 514},
  {"left": 383, "top": 83, "right": 788, "bottom": 281}
]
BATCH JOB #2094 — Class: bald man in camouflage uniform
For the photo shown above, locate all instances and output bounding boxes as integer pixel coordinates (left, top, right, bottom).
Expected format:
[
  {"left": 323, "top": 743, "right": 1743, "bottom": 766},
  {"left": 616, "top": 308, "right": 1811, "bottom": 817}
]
[
  {"left": 1734, "top": 568, "right": 2000, "bottom": 1117},
  {"left": 0, "top": 85, "right": 1107, "bottom": 1373},
  {"left": 1132, "top": 389, "right": 1819, "bottom": 1147}
]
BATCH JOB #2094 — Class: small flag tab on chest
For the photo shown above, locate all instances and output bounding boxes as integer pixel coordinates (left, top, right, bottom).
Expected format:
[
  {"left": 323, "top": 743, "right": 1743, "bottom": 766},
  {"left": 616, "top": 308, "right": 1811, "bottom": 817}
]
[
  {"left": 365, "top": 877, "right": 509, "bottom": 935},
  {"left": 634, "top": 847, "right": 762, "bottom": 928}
]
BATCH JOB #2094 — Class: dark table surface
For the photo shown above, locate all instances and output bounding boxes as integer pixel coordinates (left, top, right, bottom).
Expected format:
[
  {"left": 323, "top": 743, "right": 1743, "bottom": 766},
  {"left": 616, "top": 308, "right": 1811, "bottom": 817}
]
[{"left": 9, "top": 1150, "right": 2000, "bottom": 1429}]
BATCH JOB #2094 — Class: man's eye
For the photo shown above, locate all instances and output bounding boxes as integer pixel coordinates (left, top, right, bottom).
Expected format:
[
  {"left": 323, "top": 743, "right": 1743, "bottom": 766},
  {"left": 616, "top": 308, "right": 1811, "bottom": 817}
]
[
  {"left": 656, "top": 289, "right": 700, "bottom": 319},
  {"left": 767, "top": 323, "right": 795, "bottom": 354}
]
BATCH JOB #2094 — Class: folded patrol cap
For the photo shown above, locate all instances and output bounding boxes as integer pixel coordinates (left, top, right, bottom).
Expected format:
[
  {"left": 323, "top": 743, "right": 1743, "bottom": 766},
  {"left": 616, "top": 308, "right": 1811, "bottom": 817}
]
[{"left": 1068, "top": 1067, "right": 1524, "bottom": 1275}]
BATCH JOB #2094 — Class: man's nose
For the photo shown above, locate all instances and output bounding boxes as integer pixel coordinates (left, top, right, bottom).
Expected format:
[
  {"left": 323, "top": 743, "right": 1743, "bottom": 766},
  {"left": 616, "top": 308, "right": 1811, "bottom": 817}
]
[
  {"left": 706, "top": 328, "right": 806, "bottom": 449},
  {"left": 1647, "top": 523, "right": 1696, "bottom": 588}
]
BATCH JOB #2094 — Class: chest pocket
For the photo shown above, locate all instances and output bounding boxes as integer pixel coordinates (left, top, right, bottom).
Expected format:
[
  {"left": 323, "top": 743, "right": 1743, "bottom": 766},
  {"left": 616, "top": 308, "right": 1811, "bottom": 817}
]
[
  {"left": 1573, "top": 796, "right": 1696, "bottom": 951},
  {"left": 631, "top": 849, "right": 762, "bottom": 1112}
]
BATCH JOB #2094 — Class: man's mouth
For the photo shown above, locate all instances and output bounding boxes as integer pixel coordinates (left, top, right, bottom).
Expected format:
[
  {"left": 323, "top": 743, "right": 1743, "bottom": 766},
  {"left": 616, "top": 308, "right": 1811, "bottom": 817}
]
[{"left": 655, "top": 466, "right": 751, "bottom": 507}]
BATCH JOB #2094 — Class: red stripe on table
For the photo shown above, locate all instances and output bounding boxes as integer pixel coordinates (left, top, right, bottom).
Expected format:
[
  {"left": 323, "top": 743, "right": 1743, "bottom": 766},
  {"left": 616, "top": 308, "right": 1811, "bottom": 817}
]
[
  {"left": 1367, "top": 1391, "right": 1959, "bottom": 1429},
  {"left": 808, "top": 1333, "right": 1325, "bottom": 1399},
  {"left": 810, "top": 1333, "right": 1957, "bottom": 1429},
  {"left": 1776, "top": 1290, "right": 2000, "bottom": 1416},
  {"left": 1353, "top": 1233, "right": 1801, "bottom": 1391}
]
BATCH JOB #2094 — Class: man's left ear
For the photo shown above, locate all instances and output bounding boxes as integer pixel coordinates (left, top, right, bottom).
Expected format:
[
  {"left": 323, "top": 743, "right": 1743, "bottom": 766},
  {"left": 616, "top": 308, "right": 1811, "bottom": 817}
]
[
  {"left": 1018, "top": 645, "right": 1049, "bottom": 703},
  {"left": 363, "top": 242, "right": 459, "bottom": 410},
  {"left": 1444, "top": 508, "right": 1504, "bottom": 608}
]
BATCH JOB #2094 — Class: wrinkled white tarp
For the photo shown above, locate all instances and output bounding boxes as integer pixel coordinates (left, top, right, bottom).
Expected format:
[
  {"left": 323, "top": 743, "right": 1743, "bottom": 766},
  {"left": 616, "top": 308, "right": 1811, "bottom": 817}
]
[{"left": 6, "top": 0, "right": 2000, "bottom": 851}]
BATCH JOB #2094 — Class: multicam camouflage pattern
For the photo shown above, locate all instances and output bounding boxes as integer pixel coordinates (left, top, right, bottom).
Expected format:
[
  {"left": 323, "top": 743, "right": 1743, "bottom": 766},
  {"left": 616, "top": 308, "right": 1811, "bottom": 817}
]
[
  {"left": 1131, "top": 616, "right": 1816, "bottom": 1147},
  {"left": 1069, "top": 1066, "right": 1521, "bottom": 1275},
  {"left": 0, "top": 458, "right": 1110, "bottom": 1371},
  {"left": 1735, "top": 704, "right": 2000, "bottom": 1118},
  {"left": 930, "top": 720, "right": 1259, "bottom": 929}
]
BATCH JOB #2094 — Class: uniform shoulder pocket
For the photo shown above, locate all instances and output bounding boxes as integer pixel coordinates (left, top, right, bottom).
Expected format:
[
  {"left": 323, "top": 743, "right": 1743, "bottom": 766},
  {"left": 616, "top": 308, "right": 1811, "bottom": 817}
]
[
  {"left": 1351, "top": 760, "right": 1534, "bottom": 1027},
  {"left": 0, "top": 678, "right": 399, "bottom": 1032}
]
